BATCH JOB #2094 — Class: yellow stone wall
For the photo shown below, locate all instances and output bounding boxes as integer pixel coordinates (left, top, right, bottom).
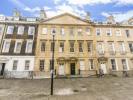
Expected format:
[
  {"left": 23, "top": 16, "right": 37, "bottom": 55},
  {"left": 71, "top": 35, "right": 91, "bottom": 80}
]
[{"left": 35, "top": 13, "right": 133, "bottom": 77}]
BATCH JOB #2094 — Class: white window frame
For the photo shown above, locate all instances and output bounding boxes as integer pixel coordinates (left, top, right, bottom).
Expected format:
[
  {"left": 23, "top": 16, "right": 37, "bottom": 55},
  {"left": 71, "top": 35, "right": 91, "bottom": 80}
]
[
  {"left": 28, "top": 26, "right": 35, "bottom": 35},
  {"left": 2, "top": 40, "right": 11, "bottom": 53},
  {"left": 25, "top": 60, "right": 30, "bottom": 70},
  {"left": 25, "top": 40, "right": 33, "bottom": 53},
  {"left": 42, "top": 28, "right": 47, "bottom": 35},
  {"left": 110, "top": 58, "right": 118, "bottom": 71},
  {"left": 106, "top": 28, "right": 112, "bottom": 36},
  {"left": 17, "top": 26, "right": 24, "bottom": 35},
  {"left": 12, "top": 60, "right": 18, "bottom": 71},
  {"left": 119, "top": 42, "right": 126, "bottom": 54},
  {"left": 7, "top": 26, "right": 14, "bottom": 34},
  {"left": 108, "top": 42, "right": 115, "bottom": 53},
  {"left": 96, "top": 28, "right": 101, "bottom": 36},
  {"left": 14, "top": 40, "right": 22, "bottom": 53},
  {"left": 40, "top": 59, "right": 45, "bottom": 71},
  {"left": 97, "top": 42, "right": 104, "bottom": 54}
]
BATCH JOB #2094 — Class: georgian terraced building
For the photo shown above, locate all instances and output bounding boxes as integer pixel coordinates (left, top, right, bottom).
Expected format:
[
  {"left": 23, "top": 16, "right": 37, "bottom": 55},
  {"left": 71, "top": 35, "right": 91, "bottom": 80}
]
[
  {"left": 0, "top": 10, "right": 38, "bottom": 78},
  {"left": 0, "top": 9, "right": 133, "bottom": 78},
  {"left": 34, "top": 12, "right": 133, "bottom": 78}
]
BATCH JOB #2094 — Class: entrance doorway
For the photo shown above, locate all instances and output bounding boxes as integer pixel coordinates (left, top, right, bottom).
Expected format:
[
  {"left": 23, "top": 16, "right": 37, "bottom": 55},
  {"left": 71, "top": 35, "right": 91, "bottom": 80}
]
[
  {"left": 70, "top": 63, "right": 75, "bottom": 75},
  {"left": 0, "top": 63, "right": 5, "bottom": 76},
  {"left": 100, "top": 62, "right": 107, "bottom": 74},
  {"left": 58, "top": 63, "right": 65, "bottom": 75}
]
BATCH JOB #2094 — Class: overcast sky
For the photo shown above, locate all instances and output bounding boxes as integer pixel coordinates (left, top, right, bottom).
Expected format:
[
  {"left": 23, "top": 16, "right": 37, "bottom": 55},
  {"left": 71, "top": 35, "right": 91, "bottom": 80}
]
[{"left": 0, "top": 0, "right": 133, "bottom": 22}]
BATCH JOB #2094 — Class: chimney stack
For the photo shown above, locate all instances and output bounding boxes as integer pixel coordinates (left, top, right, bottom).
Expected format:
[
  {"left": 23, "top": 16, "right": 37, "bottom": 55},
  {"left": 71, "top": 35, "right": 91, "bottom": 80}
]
[
  {"left": 40, "top": 9, "right": 47, "bottom": 19},
  {"left": 85, "top": 12, "right": 91, "bottom": 21},
  {"left": 106, "top": 15, "right": 115, "bottom": 24},
  {"left": 13, "top": 8, "right": 21, "bottom": 17}
]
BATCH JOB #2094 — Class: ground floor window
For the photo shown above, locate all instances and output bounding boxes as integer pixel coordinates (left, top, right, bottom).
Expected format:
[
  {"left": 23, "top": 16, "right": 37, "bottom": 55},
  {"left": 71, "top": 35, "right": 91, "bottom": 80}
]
[
  {"left": 25, "top": 60, "right": 30, "bottom": 70},
  {"left": 12, "top": 60, "right": 18, "bottom": 70},
  {"left": 121, "top": 59, "right": 128, "bottom": 70},
  {"left": 40, "top": 60, "right": 44, "bottom": 71},
  {"left": 89, "top": 59, "right": 94, "bottom": 70},
  {"left": 111, "top": 59, "right": 116, "bottom": 70}
]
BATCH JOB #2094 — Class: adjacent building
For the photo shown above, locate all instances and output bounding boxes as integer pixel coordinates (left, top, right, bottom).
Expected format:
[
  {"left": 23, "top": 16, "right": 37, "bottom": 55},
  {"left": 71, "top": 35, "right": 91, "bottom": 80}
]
[{"left": 0, "top": 10, "right": 38, "bottom": 78}]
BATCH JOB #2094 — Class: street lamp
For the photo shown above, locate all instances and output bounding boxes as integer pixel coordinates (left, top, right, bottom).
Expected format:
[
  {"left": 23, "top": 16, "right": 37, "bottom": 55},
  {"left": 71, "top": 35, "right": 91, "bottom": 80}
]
[{"left": 50, "top": 29, "right": 56, "bottom": 95}]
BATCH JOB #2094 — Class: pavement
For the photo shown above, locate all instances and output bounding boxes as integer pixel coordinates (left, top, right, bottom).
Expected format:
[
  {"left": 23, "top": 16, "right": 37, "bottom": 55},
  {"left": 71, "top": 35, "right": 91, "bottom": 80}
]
[{"left": 0, "top": 77, "right": 133, "bottom": 100}]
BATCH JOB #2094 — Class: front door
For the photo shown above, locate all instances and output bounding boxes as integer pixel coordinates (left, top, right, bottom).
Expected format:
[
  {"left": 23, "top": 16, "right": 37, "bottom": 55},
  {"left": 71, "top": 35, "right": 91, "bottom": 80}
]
[
  {"left": 0, "top": 63, "right": 5, "bottom": 76},
  {"left": 100, "top": 63, "right": 107, "bottom": 74},
  {"left": 58, "top": 63, "right": 65, "bottom": 75},
  {"left": 70, "top": 63, "right": 75, "bottom": 75}
]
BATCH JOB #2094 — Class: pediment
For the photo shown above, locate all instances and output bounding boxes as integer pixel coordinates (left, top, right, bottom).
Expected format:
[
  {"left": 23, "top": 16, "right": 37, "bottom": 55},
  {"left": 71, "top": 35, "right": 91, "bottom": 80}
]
[{"left": 42, "top": 13, "right": 89, "bottom": 25}]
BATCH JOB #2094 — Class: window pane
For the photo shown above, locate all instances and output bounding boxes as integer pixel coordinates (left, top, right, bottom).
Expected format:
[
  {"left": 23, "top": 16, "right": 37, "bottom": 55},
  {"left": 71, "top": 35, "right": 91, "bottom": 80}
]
[
  {"left": 70, "top": 42, "right": 74, "bottom": 52},
  {"left": 87, "top": 42, "right": 92, "bottom": 52},
  {"left": 122, "top": 59, "right": 127, "bottom": 70},
  {"left": 89, "top": 59, "right": 94, "bottom": 70},
  {"left": 26, "top": 41, "right": 33, "bottom": 53},
  {"left": 13, "top": 60, "right": 18, "bottom": 70},
  {"left": 126, "top": 30, "right": 130, "bottom": 37},
  {"left": 40, "top": 60, "right": 44, "bottom": 71},
  {"left": 18, "top": 26, "right": 24, "bottom": 35},
  {"left": 96, "top": 28, "right": 101, "bottom": 36},
  {"left": 59, "top": 42, "right": 64, "bottom": 52},
  {"left": 7, "top": 26, "right": 14, "bottom": 34},
  {"left": 41, "top": 42, "right": 45, "bottom": 52},
  {"left": 15, "top": 42, "right": 22, "bottom": 53},
  {"left": 3, "top": 41, "right": 10, "bottom": 53},
  {"left": 111, "top": 59, "right": 116, "bottom": 70},
  {"left": 28, "top": 27, "right": 35, "bottom": 35},
  {"left": 79, "top": 42, "right": 83, "bottom": 52},
  {"left": 25, "top": 60, "right": 30, "bottom": 70}
]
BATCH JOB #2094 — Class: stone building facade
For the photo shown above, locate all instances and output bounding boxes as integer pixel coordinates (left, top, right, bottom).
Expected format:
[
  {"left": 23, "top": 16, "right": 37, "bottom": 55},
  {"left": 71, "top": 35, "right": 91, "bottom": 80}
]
[{"left": 34, "top": 13, "right": 133, "bottom": 78}]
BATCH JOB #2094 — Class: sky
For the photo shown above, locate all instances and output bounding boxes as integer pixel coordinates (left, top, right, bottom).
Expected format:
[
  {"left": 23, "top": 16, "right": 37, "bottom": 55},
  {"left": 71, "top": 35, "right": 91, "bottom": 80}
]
[{"left": 0, "top": 0, "right": 133, "bottom": 22}]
